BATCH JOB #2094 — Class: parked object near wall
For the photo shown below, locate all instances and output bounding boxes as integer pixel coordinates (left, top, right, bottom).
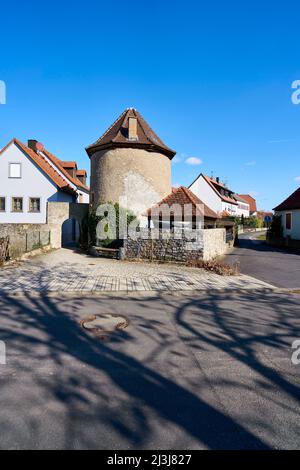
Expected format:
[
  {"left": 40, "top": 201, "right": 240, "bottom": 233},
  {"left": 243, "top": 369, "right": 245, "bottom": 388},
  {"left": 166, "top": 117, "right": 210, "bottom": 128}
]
[{"left": 0, "top": 237, "right": 9, "bottom": 264}]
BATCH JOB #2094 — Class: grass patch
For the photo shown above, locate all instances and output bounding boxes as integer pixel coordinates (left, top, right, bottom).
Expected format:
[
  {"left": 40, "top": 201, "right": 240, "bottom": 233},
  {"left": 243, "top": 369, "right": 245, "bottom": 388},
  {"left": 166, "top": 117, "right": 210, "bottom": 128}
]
[{"left": 256, "top": 233, "right": 267, "bottom": 241}]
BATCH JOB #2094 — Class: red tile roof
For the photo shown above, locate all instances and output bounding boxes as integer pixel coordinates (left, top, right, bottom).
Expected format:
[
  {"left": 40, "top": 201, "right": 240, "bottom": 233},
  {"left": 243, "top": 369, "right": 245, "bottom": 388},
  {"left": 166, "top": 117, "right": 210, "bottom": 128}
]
[
  {"left": 238, "top": 194, "right": 257, "bottom": 212},
  {"left": 201, "top": 174, "right": 238, "bottom": 205},
  {"left": 1, "top": 139, "right": 77, "bottom": 196},
  {"left": 76, "top": 169, "right": 87, "bottom": 176},
  {"left": 42, "top": 148, "right": 89, "bottom": 192},
  {"left": 147, "top": 186, "right": 218, "bottom": 220},
  {"left": 0, "top": 138, "right": 89, "bottom": 194},
  {"left": 60, "top": 161, "right": 77, "bottom": 169},
  {"left": 86, "top": 108, "right": 176, "bottom": 159},
  {"left": 273, "top": 188, "right": 300, "bottom": 211}
]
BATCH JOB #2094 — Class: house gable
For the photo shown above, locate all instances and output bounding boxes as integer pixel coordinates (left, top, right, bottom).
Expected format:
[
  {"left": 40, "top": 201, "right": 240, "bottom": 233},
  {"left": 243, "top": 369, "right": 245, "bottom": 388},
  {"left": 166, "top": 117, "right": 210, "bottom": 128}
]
[{"left": 0, "top": 140, "right": 76, "bottom": 224}]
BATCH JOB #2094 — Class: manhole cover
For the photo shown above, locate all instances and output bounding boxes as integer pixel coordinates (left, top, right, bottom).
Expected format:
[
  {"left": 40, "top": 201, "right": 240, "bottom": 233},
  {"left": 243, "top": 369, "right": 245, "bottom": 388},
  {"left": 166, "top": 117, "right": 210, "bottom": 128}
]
[{"left": 80, "top": 314, "right": 129, "bottom": 341}]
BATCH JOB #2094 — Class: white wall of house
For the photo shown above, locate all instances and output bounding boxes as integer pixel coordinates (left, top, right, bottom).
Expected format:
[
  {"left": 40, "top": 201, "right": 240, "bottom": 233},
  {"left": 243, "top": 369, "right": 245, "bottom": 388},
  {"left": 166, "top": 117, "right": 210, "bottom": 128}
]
[
  {"left": 77, "top": 190, "right": 90, "bottom": 204},
  {"left": 0, "top": 142, "right": 74, "bottom": 224},
  {"left": 221, "top": 200, "right": 238, "bottom": 216},
  {"left": 236, "top": 202, "right": 250, "bottom": 217},
  {"left": 277, "top": 209, "right": 300, "bottom": 240},
  {"left": 190, "top": 175, "right": 238, "bottom": 216},
  {"left": 190, "top": 176, "right": 223, "bottom": 214}
]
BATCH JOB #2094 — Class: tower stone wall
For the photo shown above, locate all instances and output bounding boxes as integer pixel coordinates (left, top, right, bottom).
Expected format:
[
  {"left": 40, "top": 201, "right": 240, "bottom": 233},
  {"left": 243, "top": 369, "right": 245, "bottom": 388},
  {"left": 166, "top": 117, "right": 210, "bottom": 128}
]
[{"left": 90, "top": 147, "right": 171, "bottom": 217}]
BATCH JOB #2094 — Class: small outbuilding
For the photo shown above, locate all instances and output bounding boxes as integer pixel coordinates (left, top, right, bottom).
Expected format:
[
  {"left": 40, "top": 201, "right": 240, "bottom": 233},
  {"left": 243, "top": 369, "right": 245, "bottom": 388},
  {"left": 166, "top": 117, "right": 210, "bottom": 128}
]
[
  {"left": 273, "top": 187, "right": 300, "bottom": 242},
  {"left": 146, "top": 186, "right": 219, "bottom": 229}
]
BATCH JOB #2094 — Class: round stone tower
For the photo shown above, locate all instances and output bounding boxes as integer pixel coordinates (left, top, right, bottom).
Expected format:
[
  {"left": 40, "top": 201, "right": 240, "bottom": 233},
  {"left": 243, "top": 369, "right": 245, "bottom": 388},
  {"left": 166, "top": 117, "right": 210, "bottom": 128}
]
[{"left": 86, "top": 108, "right": 176, "bottom": 218}]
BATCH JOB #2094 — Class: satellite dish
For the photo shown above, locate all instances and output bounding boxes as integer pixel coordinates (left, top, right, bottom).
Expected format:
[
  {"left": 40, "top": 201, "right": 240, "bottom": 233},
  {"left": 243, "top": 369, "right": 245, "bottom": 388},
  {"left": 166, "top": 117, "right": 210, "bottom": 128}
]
[{"left": 36, "top": 142, "right": 45, "bottom": 151}]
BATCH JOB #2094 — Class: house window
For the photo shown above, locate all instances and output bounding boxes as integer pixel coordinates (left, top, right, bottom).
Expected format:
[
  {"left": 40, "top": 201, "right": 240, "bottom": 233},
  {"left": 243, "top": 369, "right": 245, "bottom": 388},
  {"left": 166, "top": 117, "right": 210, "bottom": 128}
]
[
  {"left": 0, "top": 197, "right": 5, "bottom": 212},
  {"left": 11, "top": 197, "right": 23, "bottom": 212},
  {"left": 29, "top": 197, "right": 41, "bottom": 213},
  {"left": 286, "top": 213, "right": 292, "bottom": 230},
  {"left": 9, "top": 163, "right": 21, "bottom": 178}
]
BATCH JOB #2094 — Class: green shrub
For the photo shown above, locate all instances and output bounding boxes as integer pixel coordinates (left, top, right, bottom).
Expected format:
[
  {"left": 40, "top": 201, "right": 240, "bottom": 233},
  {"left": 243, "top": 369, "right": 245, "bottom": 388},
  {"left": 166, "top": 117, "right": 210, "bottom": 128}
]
[{"left": 87, "top": 202, "right": 137, "bottom": 247}]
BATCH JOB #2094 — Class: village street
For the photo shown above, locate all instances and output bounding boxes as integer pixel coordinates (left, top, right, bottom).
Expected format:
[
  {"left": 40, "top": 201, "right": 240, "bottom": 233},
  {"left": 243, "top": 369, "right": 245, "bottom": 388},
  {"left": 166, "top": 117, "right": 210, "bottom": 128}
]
[
  {"left": 225, "top": 232, "right": 300, "bottom": 289},
  {"left": 0, "top": 246, "right": 300, "bottom": 449},
  {"left": 0, "top": 289, "right": 300, "bottom": 449}
]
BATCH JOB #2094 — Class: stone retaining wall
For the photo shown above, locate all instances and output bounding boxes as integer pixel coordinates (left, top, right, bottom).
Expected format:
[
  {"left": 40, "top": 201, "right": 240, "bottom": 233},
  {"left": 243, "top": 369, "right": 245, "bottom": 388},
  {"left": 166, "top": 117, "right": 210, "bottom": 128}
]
[
  {"left": 123, "top": 228, "right": 227, "bottom": 262},
  {"left": 0, "top": 224, "right": 50, "bottom": 259},
  {"left": 202, "top": 228, "right": 228, "bottom": 260},
  {"left": 0, "top": 202, "right": 89, "bottom": 259}
]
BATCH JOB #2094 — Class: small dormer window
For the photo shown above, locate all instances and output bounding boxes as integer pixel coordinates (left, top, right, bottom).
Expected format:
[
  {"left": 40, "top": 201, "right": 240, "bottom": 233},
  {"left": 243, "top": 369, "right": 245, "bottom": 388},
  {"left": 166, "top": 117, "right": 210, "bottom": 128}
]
[{"left": 128, "top": 117, "right": 138, "bottom": 140}]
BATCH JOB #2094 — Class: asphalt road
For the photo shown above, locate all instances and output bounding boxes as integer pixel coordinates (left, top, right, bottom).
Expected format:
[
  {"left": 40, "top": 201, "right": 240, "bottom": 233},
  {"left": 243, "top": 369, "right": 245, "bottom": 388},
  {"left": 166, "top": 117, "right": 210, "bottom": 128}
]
[
  {"left": 0, "top": 291, "right": 300, "bottom": 449},
  {"left": 225, "top": 232, "right": 300, "bottom": 289}
]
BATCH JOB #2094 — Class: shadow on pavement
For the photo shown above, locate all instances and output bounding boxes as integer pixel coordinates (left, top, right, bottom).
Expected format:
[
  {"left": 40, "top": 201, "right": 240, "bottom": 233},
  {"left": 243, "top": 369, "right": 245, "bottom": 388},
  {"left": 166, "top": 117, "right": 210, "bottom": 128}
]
[{"left": 1, "top": 290, "right": 300, "bottom": 448}]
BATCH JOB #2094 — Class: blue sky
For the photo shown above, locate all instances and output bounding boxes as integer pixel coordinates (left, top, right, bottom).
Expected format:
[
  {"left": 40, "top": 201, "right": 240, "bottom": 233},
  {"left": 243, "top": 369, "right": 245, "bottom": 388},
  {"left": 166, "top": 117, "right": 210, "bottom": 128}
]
[{"left": 1, "top": 1, "right": 300, "bottom": 210}]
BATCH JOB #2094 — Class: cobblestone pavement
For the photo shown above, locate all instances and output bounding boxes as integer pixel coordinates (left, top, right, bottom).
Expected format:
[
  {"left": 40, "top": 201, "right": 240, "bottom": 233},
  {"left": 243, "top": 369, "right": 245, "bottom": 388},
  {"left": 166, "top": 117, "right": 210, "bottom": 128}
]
[{"left": 0, "top": 248, "right": 275, "bottom": 294}]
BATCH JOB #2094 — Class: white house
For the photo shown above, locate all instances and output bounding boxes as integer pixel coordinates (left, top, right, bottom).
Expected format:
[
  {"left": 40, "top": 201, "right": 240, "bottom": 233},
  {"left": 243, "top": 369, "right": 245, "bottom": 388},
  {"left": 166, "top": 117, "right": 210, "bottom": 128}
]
[
  {"left": 189, "top": 174, "right": 239, "bottom": 217},
  {"left": 273, "top": 187, "right": 300, "bottom": 240},
  {"left": 233, "top": 194, "right": 250, "bottom": 217},
  {"left": 0, "top": 138, "right": 89, "bottom": 226}
]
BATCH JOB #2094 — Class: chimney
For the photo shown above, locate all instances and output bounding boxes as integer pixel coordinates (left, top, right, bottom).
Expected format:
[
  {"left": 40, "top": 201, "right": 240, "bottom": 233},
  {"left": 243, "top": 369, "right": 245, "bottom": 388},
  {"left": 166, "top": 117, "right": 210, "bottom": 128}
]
[
  {"left": 216, "top": 176, "right": 220, "bottom": 183},
  {"left": 28, "top": 139, "right": 38, "bottom": 153},
  {"left": 128, "top": 117, "right": 137, "bottom": 140},
  {"left": 77, "top": 172, "right": 87, "bottom": 185}
]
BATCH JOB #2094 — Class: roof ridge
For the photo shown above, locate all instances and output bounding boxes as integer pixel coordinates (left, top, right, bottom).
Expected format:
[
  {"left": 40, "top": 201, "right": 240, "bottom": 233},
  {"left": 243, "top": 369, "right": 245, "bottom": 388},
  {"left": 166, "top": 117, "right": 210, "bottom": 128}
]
[
  {"left": 146, "top": 185, "right": 218, "bottom": 219},
  {"left": 13, "top": 139, "right": 76, "bottom": 195},
  {"left": 42, "top": 148, "right": 89, "bottom": 191},
  {"left": 133, "top": 109, "right": 151, "bottom": 144},
  {"left": 91, "top": 109, "right": 128, "bottom": 147}
]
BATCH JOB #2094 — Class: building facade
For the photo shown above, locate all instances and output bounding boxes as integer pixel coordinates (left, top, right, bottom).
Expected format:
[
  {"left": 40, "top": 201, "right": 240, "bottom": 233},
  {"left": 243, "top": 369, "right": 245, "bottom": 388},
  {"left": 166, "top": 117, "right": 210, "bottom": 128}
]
[
  {"left": 0, "top": 138, "right": 89, "bottom": 225},
  {"left": 238, "top": 194, "right": 257, "bottom": 216},
  {"left": 189, "top": 174, "right": 239, "bottom": 217},
  {"left": 274, "top": 187, "right": 300, "bottom": 240},
  {"left": 234, "top": 194, "right": 250, "bottom": 217}
]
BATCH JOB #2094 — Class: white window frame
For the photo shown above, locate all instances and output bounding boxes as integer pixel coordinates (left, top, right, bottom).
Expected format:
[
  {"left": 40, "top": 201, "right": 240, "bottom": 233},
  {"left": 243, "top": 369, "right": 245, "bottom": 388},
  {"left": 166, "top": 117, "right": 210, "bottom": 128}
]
[
  {"left": 28, "top": 197, "right": 41, "bottom": 213},
  {"left": 11, "top": 197, "right": 23, "bottom": 213},
  {"left": 9, "top": 162, "right": 22, "bottom": 179}
]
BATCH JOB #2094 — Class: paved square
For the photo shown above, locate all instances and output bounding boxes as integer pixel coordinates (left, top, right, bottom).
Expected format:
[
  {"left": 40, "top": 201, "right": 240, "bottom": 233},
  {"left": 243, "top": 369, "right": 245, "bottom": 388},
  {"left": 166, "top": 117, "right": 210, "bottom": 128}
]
[{"left": 0, "top": 248, "right": 275, "bottom": 294}]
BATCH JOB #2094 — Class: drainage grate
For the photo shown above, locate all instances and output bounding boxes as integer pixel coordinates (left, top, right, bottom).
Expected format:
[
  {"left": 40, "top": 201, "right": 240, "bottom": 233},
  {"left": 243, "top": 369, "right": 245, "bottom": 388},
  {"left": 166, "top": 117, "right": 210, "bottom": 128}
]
[{"left": 80, "top": 313, "right": 129, "bottom": 341}]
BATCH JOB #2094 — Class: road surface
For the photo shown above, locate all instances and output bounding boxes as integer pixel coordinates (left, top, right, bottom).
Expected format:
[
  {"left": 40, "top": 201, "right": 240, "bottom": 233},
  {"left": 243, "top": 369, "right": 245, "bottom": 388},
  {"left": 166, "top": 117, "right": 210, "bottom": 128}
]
[
  {"left": 0, "top": 291, "right": 300, "bottom": 449},
  {"left": 225, "top": 231, "right": 300, "bottom": 289}
]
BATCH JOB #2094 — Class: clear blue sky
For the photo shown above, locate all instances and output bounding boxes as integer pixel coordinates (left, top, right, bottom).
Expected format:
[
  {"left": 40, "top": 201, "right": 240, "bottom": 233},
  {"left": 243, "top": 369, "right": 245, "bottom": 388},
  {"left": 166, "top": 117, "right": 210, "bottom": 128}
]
[{"left": 1, "top": 0, "right": 300, "bottom": 210}]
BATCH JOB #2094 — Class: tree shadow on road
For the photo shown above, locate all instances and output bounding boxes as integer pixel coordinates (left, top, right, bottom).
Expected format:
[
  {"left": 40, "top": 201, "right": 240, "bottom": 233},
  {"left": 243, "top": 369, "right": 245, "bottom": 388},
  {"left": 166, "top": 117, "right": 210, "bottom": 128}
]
[{"left": 0, "top": 290, "right": 280, "bottom": 450}]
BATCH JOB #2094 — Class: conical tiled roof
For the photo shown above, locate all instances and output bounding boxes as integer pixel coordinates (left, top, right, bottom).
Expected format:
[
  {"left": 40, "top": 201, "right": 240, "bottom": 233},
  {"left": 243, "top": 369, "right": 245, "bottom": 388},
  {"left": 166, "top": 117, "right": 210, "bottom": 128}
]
[{"left": 86, "top": 108, "right": 176, "bottom": 159}]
